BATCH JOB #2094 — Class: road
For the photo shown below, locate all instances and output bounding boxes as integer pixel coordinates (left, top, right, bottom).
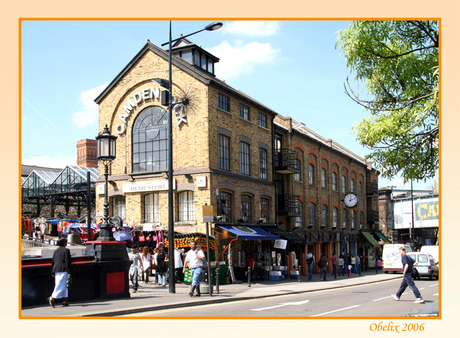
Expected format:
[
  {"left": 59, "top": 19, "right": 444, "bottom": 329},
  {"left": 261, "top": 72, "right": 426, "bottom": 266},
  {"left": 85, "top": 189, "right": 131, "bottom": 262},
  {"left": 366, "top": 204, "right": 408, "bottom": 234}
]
[{"left": 122, "top": 278, "right": 439, "bottom": 318}]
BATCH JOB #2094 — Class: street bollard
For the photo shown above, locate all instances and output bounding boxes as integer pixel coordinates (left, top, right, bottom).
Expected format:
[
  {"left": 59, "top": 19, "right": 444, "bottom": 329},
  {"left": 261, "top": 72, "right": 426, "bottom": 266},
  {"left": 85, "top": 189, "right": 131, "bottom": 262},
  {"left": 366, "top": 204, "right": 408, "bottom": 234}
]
[
  {"left": 215, "top": 265, "right": 220, "bottom": 294},
  {"left": 248, "top": 267, "right": 251, "bottom": 287}
]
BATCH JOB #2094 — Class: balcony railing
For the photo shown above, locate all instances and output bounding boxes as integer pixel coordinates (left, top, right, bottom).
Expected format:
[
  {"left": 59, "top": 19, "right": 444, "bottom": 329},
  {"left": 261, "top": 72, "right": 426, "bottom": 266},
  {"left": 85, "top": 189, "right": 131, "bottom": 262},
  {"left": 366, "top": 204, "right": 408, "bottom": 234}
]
[
  {"left": 274, "top": 149, "right": 300, "bottom": 174},
  {"left": 366, "top": 181, "right": 378, "bottom": 196},
  {"left": 367, "top": 209, "right": 379, "bottom": 225},
  {"left": 277, "top": 194, "right": 302, "bottom": 217}
]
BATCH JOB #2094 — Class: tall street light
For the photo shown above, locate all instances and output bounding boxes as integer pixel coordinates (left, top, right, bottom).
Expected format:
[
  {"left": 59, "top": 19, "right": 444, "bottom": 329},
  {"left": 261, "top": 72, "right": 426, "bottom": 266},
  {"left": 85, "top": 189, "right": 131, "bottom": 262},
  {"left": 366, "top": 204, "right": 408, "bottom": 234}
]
[
  {"left": 96, "top": 124, "right": 117, "bottom": 241},
  {"left": 163, "top": 21, "right": 222, "bottom": 294}
]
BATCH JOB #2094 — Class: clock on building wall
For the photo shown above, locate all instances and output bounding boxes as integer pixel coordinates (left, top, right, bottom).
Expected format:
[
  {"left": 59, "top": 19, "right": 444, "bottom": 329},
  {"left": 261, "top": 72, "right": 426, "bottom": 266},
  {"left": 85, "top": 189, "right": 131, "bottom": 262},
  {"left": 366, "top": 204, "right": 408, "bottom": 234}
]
[{"left": 344, "top": 193, "right": 358, "bottom": 208}]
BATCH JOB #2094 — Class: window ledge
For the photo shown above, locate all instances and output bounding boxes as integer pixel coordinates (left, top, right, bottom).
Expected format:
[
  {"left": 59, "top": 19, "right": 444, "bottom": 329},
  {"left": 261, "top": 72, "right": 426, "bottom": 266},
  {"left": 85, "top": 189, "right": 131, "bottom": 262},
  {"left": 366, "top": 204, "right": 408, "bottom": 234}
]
[
  {"left": 217, "top": 107, "right": 232, "bottom": 115},
  {"left": 175, "top": 221, "right": 197, "bottom": 227},
  {"left": 257, "top": 125, "right": 269, "bottom": 131},
  {"left": 239, "top": 116, "right": 253, "bottom": 124}
]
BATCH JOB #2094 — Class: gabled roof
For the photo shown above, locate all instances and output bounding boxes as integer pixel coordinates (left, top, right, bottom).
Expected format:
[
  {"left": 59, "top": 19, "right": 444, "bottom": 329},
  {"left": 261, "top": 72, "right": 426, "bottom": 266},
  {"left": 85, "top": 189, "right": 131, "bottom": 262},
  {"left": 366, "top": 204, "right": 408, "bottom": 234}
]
[
  {"left": 94, "top": 41, "right": 278, "bottom": 117},
  {"left": 21, "top": 164, "right": 62, "bottom": 177}
]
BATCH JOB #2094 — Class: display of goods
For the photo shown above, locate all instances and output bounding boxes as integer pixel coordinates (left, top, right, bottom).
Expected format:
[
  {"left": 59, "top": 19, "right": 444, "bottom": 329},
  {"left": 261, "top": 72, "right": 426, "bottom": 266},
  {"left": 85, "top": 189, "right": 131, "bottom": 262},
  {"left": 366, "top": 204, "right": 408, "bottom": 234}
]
[{"left": 164, "top": 233, "right": 215, "bottom": 251}]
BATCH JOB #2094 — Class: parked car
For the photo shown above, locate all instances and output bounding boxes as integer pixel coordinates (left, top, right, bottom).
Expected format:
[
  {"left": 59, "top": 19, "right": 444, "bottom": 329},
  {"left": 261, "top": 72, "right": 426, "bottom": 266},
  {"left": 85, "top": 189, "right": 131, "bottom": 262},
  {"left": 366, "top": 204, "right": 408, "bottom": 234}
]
[{"left": 406, "top": 252, "right": 439, "bottom": 280}]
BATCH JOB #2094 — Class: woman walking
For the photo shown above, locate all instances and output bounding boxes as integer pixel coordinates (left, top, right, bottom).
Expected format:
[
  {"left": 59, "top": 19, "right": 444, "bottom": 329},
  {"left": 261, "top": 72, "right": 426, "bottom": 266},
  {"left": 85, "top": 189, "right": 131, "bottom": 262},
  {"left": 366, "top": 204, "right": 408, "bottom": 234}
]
[
  {"left": 156, "top": 245, "right": 169, "bottom": 287},
  {"left": 48, "top": 238, "right": 72, "bottom": 307},
  {"left": 140, "top": 246, "right": 152, "bottom": 283}
]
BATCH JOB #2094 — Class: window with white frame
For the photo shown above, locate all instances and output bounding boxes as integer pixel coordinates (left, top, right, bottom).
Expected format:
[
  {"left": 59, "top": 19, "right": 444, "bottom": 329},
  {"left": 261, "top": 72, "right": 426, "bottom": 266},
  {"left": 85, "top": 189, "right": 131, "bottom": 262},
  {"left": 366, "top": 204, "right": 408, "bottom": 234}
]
[
  {"left": 178, "top": 191, "right": 195, "bottom": 221},
  {"left": 143, "top": 193, "right": 159, "bottom": 222},
  {"left": 113, "top": 196, "right": 126, "bottom": 221},
  {"left": 240, "top": 142, "right": 250, "bottom": 176}
]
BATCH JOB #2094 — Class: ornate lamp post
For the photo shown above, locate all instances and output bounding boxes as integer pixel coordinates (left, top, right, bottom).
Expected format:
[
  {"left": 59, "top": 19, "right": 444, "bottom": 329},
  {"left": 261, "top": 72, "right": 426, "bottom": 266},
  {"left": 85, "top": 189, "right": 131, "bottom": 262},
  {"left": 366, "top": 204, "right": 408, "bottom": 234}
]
[{"left": 96, "top": 124, "right": 117, "bottom": 241}]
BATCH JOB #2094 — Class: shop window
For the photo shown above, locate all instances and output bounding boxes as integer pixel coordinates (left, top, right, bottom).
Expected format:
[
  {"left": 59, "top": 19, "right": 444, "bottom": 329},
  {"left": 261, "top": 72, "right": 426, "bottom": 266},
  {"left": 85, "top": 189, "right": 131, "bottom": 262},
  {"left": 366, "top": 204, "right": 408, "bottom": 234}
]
[
  {"left": 219, "top": 134, "right": 230, "bottom": 171},
  {"left": 143, "top": 193, "right": 159, "bottom": 223},
  {"left": 342, "top": 176, "right": 347, "bottom": 194},
  {"left": 113, "top": 196, "right": 126, "bottom": 221},
  {"left": 218, "top": 93, "right": 230, "bottom": 112},
  {"left": 321, "top": 168, "right": 327, "bottom": 188},
  {"left": 179, "top": 191, "right": 195, "bottom": 221},
  {"left": 132, "top": 106, "right": 169, "bottom": 173},
  {"left": 259, "top": 148, "right": 268, "bottom": 180},
  {"left": 218, "top": 191, "right": 232, "bottom": 222},
  {"left": 342, "top": 208, "right": 348, "bottom": 228},
  {"left": 332, "top": 172, "right": 338, "bottom": 191},
  {"left": 239, "top": 103, "right": 250, "bottom": 120},
  {"left": 241, "top": 194, "right": 252, "bottom": 223},
  {"left": 260, "top": 197, "right": 270, "bottom": 223},
  {"left": 322, "top": 205, "right": 328, "bottom": 228},
  {"left": 333, "top": 207, "right": 338, "bottom": 228},
  {"left": 258, "top": 112, "right": 267, "bottom": 128},
  {"left": 309, "top": 202, "right": 316, "bottom": 228},
  {"left": 240, "top": 142, "right": 250, "bottom": 176},
  {"left": 309, "top": 164, "right": 315, "bottom": 185}
]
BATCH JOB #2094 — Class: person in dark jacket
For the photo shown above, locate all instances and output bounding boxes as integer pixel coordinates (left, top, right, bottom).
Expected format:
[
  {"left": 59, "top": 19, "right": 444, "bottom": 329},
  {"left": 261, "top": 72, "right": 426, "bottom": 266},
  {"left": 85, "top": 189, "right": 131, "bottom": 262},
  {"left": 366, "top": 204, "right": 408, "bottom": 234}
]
[
  {"left": 48, "top": 238, "right": 72, "bottom": 307},
  {"left": 156, "top": 245, "right": 169, "bottom": 287}
]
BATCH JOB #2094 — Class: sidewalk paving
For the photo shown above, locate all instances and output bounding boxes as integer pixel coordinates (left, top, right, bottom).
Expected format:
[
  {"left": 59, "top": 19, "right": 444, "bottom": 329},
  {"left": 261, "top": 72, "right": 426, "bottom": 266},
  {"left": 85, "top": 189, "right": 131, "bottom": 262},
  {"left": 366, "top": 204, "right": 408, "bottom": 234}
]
[{"left": 21, "top": 269, "right": 430, "bottom": 317}]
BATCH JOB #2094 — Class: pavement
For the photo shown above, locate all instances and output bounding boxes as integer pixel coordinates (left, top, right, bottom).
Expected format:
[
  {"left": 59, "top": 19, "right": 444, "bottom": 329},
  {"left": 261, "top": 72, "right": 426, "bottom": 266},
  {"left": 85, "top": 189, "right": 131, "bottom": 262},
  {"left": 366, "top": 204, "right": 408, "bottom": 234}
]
[{"left": 21, "top": 269, "right": 438, "bottom": 317}]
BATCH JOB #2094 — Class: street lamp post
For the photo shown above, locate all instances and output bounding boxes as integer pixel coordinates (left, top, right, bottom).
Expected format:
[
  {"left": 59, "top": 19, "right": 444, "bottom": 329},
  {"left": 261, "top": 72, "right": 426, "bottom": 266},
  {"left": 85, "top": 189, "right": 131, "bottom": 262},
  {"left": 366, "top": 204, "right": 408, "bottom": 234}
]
[
  {"left": 163, "top": 21, "right": 223, "bottom": 294},
  {"left": 96, "top": 124, "right": 117, "bottom": 241}
]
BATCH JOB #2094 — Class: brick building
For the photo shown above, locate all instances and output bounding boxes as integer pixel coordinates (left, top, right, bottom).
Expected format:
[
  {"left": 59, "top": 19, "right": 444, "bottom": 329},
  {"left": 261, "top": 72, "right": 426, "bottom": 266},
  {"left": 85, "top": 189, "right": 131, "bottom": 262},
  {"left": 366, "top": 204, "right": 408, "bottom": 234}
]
[{"left": 94, "top": 38, "right": 380, "bottom": 276}]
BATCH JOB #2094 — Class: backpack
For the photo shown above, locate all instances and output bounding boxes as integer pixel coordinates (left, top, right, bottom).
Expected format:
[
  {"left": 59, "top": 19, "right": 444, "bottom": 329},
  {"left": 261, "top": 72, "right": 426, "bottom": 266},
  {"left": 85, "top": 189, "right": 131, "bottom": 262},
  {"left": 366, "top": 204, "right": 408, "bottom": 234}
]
[{"left": 306, "top": 256, "right": 313, "bottom": 264}]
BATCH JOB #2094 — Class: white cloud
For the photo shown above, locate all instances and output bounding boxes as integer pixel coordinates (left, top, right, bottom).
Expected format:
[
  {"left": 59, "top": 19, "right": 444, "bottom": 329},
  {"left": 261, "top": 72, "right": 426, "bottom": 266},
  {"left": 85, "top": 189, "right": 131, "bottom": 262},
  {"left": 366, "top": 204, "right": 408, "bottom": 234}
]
[
  {"left": 208, "top": 41, "right": 280, "bottom": 82},
  {"left": 72, "top": 83, "right": 108, "bottom": 127},
  {"left": 223, "top": 21, "right": 280, "bottom": 37},
  {"left": 22, "top": 155, "right": 78, "bottom": 169}
]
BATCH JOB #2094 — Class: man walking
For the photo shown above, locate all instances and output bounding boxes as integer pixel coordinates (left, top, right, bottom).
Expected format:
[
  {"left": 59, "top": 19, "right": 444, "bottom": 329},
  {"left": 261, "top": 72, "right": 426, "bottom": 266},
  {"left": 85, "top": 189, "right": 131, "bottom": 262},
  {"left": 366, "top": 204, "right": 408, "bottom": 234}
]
[
  {"left": 306, "top": 251, "right": 315, "bottom": 281},
  {"left": 183, "top": 241, "right": 205, "bottom": 297},
  {"left": 318, "top": 254, "right": 328, "bottom": 281},
  {"left": 392, "top": 247, "right": 424, "bottom": 304},
  {"left": 331, "top": 252, "right": 337, "bottom": 279},
  {"left": 356, "top": 254, "right": 361, "bottom": 276}
]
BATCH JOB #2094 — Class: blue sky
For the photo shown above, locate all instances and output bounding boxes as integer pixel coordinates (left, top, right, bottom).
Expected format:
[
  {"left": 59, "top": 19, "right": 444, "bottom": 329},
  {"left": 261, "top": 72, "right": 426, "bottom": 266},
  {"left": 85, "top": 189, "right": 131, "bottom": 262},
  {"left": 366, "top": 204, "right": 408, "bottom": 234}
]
[{"left": 21, "top": 19, "right": 437, "bottom": 191}]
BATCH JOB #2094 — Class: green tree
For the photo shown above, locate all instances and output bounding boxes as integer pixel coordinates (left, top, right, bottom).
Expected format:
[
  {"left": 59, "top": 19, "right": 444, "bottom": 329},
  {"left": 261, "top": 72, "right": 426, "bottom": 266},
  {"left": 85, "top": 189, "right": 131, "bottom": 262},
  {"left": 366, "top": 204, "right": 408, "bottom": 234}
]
[{"left": 336, "top": 21, "right": 439, "bottom": 182}]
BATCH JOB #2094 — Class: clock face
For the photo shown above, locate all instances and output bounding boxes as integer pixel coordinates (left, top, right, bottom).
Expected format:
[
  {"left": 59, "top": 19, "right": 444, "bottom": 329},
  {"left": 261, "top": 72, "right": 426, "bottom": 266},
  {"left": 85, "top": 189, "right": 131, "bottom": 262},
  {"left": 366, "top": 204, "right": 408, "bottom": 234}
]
[{"left": 344, "top": 193, "right": 358, "bottom": 208}]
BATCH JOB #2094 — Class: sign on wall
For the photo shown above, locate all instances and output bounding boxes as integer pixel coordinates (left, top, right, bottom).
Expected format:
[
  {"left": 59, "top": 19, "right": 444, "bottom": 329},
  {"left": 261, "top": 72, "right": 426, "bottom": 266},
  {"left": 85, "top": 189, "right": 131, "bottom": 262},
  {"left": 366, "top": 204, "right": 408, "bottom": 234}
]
[{"left": 393, "top": 196, "right": 439, "bottom": 229}]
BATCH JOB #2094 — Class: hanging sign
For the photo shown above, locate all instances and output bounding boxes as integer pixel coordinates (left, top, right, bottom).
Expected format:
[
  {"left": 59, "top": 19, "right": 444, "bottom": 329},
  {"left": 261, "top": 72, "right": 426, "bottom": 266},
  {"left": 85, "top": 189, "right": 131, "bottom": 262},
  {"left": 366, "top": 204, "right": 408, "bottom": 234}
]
[{"left": 274, "top": 239, "right": 287, "bottom": 250}]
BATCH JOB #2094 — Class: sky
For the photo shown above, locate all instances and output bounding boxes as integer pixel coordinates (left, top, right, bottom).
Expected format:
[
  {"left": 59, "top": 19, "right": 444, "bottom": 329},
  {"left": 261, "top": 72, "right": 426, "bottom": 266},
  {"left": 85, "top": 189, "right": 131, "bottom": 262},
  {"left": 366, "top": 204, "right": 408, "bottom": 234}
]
[{"left": 20, "top": 19, "right": 438, "bottom": 191}]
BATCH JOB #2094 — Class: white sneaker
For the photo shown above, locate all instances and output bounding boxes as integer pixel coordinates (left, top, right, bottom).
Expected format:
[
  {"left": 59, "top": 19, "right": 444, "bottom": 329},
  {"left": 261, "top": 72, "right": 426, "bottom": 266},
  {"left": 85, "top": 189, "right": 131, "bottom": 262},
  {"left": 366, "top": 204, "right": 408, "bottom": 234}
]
[
  {"left": 391, "top": 294, "right": 400, "bottom": 301},
  {"left": 414, "top": 298, "right": 425, "bottom": 304}
]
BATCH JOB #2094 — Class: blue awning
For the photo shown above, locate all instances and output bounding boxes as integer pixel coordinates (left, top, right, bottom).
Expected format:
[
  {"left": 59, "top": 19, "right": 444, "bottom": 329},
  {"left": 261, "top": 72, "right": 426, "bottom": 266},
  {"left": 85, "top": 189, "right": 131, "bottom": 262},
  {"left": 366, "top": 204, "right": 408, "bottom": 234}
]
[{"left": 217, "top": 225, "right": 280, "bottom": 240}]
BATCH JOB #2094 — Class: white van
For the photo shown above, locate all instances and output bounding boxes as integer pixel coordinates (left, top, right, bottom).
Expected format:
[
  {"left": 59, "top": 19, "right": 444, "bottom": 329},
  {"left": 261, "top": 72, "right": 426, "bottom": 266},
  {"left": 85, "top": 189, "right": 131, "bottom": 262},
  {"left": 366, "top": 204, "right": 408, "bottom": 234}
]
[
  {"left": 382, "top": 244, "right": 412, "bottom": 273},
  {"left": 420, "top": 245, "right": 439, "bottom": 264}
]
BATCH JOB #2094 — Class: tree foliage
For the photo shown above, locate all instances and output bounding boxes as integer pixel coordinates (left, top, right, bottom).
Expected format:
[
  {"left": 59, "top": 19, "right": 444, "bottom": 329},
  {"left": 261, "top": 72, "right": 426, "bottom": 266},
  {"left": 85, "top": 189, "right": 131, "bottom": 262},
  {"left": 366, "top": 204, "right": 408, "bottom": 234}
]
[{"left": 336, "top": 21, "right": 439, "bottom": 182}]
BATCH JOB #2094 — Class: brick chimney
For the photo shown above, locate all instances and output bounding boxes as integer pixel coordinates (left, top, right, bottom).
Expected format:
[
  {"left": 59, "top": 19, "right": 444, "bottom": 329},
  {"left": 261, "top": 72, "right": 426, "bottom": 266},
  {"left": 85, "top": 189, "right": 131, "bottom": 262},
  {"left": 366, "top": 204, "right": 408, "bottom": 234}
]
[{"left": 77, "top": 139, "right": 98, "bottom": 168}]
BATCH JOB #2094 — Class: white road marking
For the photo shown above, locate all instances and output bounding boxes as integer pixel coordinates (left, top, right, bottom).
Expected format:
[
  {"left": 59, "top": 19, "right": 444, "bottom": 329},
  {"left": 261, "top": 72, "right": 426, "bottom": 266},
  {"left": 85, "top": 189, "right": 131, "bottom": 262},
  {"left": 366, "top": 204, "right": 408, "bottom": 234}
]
[
  {"left": 311, "top": 304, "right": 360, "bottom": 317},
  {"left": 429, "top": 283, "right": 439, "bottom": 287},
  {"left": 373, "top": 296, "right": 392, "bottom": 301},
  {"left": 433, "top": 293, "right": 438, "bottom": 296},
  {"left": 251, "top": 300, "right": 310, "bottom": 312}
]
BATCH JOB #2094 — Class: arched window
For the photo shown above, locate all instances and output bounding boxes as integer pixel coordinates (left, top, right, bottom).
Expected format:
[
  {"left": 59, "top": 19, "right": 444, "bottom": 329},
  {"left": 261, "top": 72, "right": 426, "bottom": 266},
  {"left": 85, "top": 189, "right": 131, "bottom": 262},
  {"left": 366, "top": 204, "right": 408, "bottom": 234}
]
[
  {"left": 333, "top": 207, "right": 338, "bottom": 228},
  {"left": 332, "top": 172, "right": 338, "bottom": 191},
  {"left": 342, "top": 208, "right": 347, "bottom": 228},
  {"left": 241, "top": 194, "right": 252, "bottom": 223},
  {"left": 260, "top": 197, "right": 270, "bottom": 223},
  {"left": 352, "top": 210, "right": 356, "bottom": 229},
  {"left": 309, "top": 202, "right": 316, "bottom": 229},
  {"left": 132, "top": 106, "right": 169, "bottom": 173},
  {"left": 218, "top": 191, "right": 232, "bottom": 222},
  {"left": 178, "top": 191, "right": 195, "bottom": 221},
  {"left": 342, "top": 175, "right": 347, "bottom": 194},
  {"left": 322, "top": 204, "right": 328, "bottom": 228},
  {"left": 321, "top": 168, "right": 327, "bottom": 188},
  {"left": 351, "top": 178, "right": 355, "bottom": 192},
  {"left": 309, "top": 164, "right": 315, "bottom": 185}
]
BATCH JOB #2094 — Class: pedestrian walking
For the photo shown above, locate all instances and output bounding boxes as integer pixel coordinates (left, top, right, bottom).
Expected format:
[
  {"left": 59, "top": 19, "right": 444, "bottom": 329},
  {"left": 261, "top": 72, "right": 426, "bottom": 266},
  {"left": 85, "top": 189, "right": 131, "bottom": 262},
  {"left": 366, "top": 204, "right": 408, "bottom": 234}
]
[
  {"left": 140, "top": 246, "right": 152, "bottom": 284},
  {"left": 183, "top": 241, "right": 205, "bottom": 297},
  {"left": 48, "top": 238, "right": 72, "bottom": 308},
  {"left": 306, "top": 251, "right": 315, "bottom": 281},
  {"left": 339, "top": 251, "right": 345, "bottom": 276},
  {"left": 356, "top": 254, "right": 361, "bottom": 276},
  {"left": 156, "top": 245, "right": 169, "bottom": 287},
  {"left": 128, "top": 246, "right": 141, "bottom": 293},
  {"left": 174, "top": 247, "right": 185, "bottom": 283},
  {"left": 331, "top": 252, "right": 337, "bottom": 279},
  {"left": 318, "top": 254, "right": 328, "bottom": 281},
  {"left": 392, "top": 247, "right": 424, "bottom": 303}
]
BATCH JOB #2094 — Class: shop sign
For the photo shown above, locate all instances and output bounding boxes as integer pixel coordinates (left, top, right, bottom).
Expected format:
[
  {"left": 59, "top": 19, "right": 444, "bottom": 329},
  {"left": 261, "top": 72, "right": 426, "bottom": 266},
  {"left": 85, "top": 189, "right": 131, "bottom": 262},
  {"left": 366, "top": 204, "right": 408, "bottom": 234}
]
[
  {"left": 122, "top": 179, "right": 175, "bottom": 193},
  {"left": 116, "top": 81, "right": 187, "bottom": 136},
  {"left": 274, "top": 239, "right": 287, "bottom": 250}
]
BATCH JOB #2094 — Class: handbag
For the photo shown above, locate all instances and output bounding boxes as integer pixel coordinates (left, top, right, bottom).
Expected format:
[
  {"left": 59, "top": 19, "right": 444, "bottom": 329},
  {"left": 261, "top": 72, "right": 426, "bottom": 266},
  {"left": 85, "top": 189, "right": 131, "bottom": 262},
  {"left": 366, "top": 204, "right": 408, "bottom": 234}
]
[{"left": 66, "top": 275, "right": 73, "bottom": 290}]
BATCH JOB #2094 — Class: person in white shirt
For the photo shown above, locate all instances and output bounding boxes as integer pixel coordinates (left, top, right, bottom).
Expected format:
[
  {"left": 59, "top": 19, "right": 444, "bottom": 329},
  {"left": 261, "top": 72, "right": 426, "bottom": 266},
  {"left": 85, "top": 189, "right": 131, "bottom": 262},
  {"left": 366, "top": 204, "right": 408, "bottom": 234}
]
[
  {"left": 128, "top": 246, "right": 141, "bottom": 293},
  {"left": 183, "top": 241, "right": 205, "bottom": 297},
  {"left": 174, "top": 247, "right": 184, "bottom": 283}
]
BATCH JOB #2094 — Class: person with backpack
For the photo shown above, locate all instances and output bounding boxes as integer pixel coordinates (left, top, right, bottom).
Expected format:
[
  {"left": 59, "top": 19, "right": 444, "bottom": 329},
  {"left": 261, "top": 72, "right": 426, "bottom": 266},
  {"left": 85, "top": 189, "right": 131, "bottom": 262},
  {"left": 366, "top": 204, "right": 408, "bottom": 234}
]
[
  {"left": 392, "top": 247, "right": 424, "bottom": 304},
  {"left": 306, "top": 251, "right": 315, "bottom": 281}
]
